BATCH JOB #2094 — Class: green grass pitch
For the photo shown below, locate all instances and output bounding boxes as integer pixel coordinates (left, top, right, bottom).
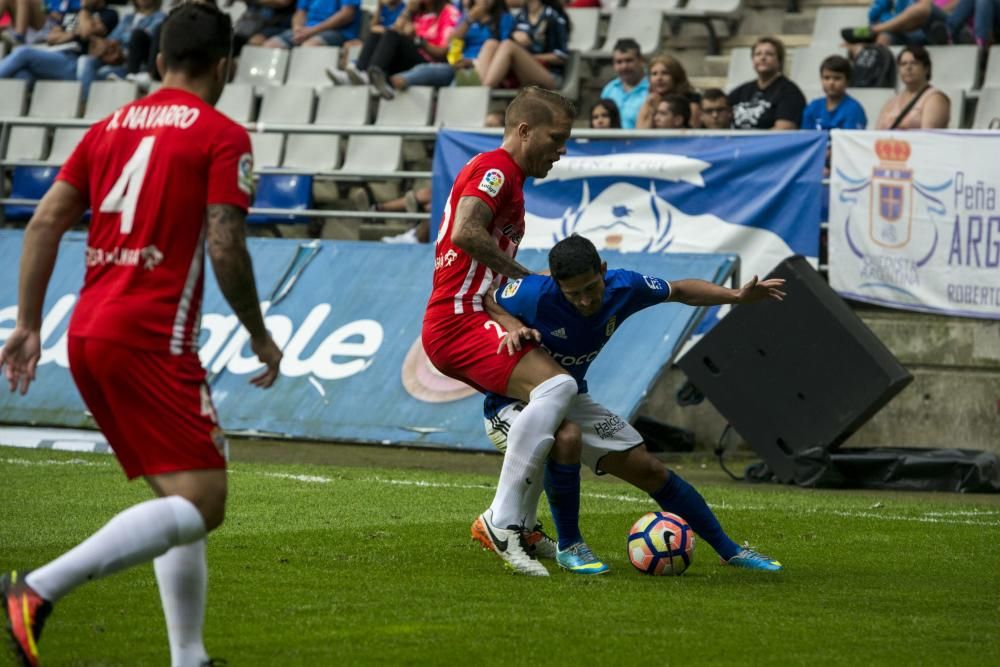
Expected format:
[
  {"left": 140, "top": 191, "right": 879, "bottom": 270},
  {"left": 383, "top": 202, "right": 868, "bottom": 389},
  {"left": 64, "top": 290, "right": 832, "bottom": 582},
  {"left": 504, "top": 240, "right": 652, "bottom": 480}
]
[{"left": 2, "top": 446, "right": 999, "bottom": 666}]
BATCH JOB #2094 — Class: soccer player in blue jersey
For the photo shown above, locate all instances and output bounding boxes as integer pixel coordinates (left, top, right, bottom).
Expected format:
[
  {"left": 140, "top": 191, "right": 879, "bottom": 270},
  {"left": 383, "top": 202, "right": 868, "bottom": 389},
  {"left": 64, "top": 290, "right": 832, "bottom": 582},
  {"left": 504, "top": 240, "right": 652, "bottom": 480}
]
[{"left": 483, "top": 234, "right": 787, "bottom": 575}]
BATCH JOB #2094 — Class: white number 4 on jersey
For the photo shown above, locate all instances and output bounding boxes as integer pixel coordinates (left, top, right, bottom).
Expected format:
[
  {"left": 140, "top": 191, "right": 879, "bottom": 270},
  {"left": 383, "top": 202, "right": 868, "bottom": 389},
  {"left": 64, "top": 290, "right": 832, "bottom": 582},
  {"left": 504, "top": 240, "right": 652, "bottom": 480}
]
[{"left": 99, "top": 135, "right": 155, "bottom": 234}]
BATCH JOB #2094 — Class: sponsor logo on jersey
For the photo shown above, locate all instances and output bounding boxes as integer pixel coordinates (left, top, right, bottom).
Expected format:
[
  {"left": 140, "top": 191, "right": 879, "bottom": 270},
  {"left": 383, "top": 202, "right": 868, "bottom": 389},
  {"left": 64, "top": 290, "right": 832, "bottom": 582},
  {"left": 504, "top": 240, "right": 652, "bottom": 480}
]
[
  {"left": 478, "top": 168, "right": 505, "bottom": 198},
  {"left": 434, "top": 249, "right": 458, "bottom": 270},
  {"left": 550, "top": 327, "right": 567, "bottom": 339},
  {"left": 549, "top": 349, "right": 601, "bottom": 367},
  {"left": 605, "top": 316, "right": 616, "bottom": 337},
  {"left": 140, "top": 245, "right": 164, "bottom": 271},
  {"left": 643, "top": 275, "right": 663, "bottom": 290},
  {"left": 501, "top": 280, "right": 521, "bottom": 299},
  {"left": 238, "top": 153, "right": 253, "bottom": 195}
]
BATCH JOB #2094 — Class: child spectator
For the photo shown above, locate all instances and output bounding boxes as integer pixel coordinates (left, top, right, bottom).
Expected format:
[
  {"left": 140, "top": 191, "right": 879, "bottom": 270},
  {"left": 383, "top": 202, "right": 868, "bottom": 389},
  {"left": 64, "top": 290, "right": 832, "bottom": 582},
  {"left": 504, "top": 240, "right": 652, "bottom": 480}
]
[
  {"left": 589, "top": 98, "right": 621, "bottom": 128},
  {"left": 652, "top": 94, "right": 690, "bottom": 129},
  {"left": 801, "top": 55, "right": 868, "bottom": 130},
  {"left": 700, "top": 88, "right": 733, "bottom": 129}
]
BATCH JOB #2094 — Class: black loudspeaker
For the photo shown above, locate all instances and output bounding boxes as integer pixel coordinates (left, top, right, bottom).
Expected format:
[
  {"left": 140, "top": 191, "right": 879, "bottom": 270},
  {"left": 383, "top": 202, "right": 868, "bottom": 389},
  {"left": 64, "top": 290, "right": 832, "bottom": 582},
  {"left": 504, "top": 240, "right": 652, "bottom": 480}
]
[{"left": 678, "top": 256, "right": 913, "bottom": 483}]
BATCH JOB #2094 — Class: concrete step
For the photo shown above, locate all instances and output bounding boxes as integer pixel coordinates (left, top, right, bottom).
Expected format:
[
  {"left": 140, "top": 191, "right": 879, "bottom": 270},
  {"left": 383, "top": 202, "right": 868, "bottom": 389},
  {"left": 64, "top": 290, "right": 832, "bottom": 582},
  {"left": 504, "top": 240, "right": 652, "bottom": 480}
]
[{"left": 690, "top": 75, "right": 728, "bottom": 90}]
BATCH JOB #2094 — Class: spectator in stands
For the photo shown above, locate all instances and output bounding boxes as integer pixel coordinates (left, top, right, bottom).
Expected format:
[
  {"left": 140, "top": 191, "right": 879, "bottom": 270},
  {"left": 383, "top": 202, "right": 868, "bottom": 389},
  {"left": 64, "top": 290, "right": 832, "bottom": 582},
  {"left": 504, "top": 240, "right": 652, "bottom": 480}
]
[
  {"left": 635, "top": 53, "right": 701, "bottom": 129},
  {"left": 0, "top": 0, "right": 116, "bottom": 86},
  {"left": 599, "top": 38, "right": 647, "bottom": 129},
  {"left": 479, "top": 0, "right": 568, "bottom": 89},
  {"left": 875, "top": 45, "right": 950, "bottom": 128},
  {"left": 233, "top": 0, "right": 297, "bottom": 54},
  {"left": 337, "top": 0, "right": 511, "bottom": 90},
  {"left": 370, "top": 0, "right": 406, "bottom": 35},
  {"left": 841, "top": 0, "right": 949, "bottom": 45},
  {"left": 700, "top": 88, "right": 732, "bottom": 129},
  {"left": 801, "top": 55, "right": 868, "bottom": 130},
  {"left": 589, "top": 98, "right": 621, "bottom": 128},
  {"left": 485, "top": 108, "right": 505, "bottom": 126},
  {"left": 78, "top": 0, "right": 165, "bottom": 96},
  {"left": 652, "top": 94, "right": 690, "bottom": 129},
  {"left": 728, "top": 37, "right": 805, "bottom": 130},
  {"left": 339, "top": 0, "right": 459, "bottom": 98},
  {"left": 0, "top": 0, "right": 78, "bottom": 46},
  {"left": 944, "top": 0, "right": 998, "bottom": 83},
  {"left": 263, "top": 0, "right": 360, "bottom": 48}
]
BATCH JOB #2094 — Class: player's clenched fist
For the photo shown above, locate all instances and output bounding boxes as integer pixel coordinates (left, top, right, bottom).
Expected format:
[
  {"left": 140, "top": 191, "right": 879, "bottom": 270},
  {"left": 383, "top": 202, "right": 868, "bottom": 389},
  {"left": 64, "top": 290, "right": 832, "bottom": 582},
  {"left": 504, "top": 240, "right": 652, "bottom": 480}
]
[{"left": 250, "top": 334, "right": 283, "bottom": 388}]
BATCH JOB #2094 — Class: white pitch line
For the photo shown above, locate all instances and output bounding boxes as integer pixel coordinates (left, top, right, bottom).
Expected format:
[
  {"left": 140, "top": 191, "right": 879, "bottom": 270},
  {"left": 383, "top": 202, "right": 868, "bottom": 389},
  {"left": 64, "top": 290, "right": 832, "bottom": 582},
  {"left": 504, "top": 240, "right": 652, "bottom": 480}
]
[{"left": 2, "top": 457, "right": 109, "bottom": 467}]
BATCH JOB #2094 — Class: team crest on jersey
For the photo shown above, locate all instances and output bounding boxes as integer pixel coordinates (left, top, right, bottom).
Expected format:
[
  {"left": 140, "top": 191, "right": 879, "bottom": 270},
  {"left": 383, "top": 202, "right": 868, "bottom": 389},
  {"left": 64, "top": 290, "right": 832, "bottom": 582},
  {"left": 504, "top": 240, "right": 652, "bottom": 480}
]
[
  {"left": 237, "top": 153, "right": 253, "bottom": 195},
  {"left": 478, "top": 168, "right": 505, "bottom": 198},
  {"left": 605, "top": 316, "right": 617, "bottom": 337},
  {"left": 643, "top": 275, "right": 663, "bottom": 290},
  {"left": 501, "top": 279, "right": 522, "bottom": 298}
]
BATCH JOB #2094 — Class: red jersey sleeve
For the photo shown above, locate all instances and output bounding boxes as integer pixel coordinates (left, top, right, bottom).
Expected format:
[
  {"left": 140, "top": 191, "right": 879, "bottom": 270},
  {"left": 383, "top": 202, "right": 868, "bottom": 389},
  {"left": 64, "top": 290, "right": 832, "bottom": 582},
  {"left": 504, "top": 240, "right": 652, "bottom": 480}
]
[
  {"left": 56, "top": 123, "right": 102, "bottom": 201},
  {"left": 207, "top": 122, "right": 253, "bottom": 211},
  {"left": 458, "top": 157, "right": 514, "bottom": 215}
]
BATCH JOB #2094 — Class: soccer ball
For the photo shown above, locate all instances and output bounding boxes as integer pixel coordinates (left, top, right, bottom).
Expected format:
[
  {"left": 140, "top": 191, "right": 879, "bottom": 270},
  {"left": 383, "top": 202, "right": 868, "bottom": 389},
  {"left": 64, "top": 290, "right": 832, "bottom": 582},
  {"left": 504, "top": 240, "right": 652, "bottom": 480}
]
[{"left": 627, "top": 511, "right": 695, "bottom": 576}]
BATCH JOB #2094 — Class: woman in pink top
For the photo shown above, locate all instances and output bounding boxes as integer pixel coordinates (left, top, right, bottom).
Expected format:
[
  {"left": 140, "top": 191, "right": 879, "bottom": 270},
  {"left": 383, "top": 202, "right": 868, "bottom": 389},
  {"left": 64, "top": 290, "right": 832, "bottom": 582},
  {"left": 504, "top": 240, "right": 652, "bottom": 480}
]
[
  {"left": 348, "top": 0, "right": 460, "bottom": 99},
  {"left": 876, "top": 45, "right": 950, "bottom": 129}
]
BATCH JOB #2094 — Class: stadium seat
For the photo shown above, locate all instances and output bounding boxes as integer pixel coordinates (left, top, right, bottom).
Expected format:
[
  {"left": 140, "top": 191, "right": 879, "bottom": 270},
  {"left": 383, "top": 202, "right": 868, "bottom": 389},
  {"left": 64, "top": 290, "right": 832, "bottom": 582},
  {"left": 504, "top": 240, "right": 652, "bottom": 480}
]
[
  {"left": 216, "top": 83, "right": 255, "bottom": 122},
  {"left": 663, "top": 0, "right": 743, "bottom": 56},
  {"left": 283, "top": 134, "right": 342, "bottom": 171},
  {"left": 376, "top": 86, "right": 434, "bottom": 126},
  {"left": 315, "top": 86, "right": 370, "bottom": 125},
  {"left": 223, "top": 0, "right": 246, "bottom": 23},
  {"left": 628, "top": 0, "right": 681, "bottom": 8},
  {"left": 586, "top": 8, "right": 663, "bottom": 57},
  {"left": 84, "top": 81, "right": 138, "bottom": 119},
  {"left": 250, "top": 132, "right": 285, "bottom": 168},
  {"left": 936, "top": 87, "right": 965, "bottom": 129},
  {"left": 4, "top": 127, "right": 47, "bottom": 161},
  {"left": 258, "top": 85, "right": 315, "bottom": 124},
  {"left": 248, "top": 173, "right": 313, "bottom": 225},
  {"left": 29, "top": 81, "right": 82, "bottom": 118},
  {"left": 811, "top": 7, "right": 869, "bottom": 47},
  {"left": 0, "top": 79, "right": 28, "bottom": 117},
  {"left": 981, "top": 46, "right": 1000, "bottom": 89},
  {"left": 565, "top": 8, "right": 599, "bottom": 52},
  {"left": 235, "top": 46, "right": 289, "bottom": 90},
  {"left": 848, "top": 88, "right": 895, "bottom": 129},
  {"left": 338, "top": 135, "right": 402, "bottom": 174},
  {"left": 972, "top": 86, "right": 1000, "bottom": 128},
  {"left": 436, "top": 87, "right": 490, "bottom": 127},
  {"left": 726, "top": 47, "right": 754, "bottom": 91},
  {"left": 926, "top": 46, "right": 978, "bottom": 91},
  {"left": 5, "top": 166, "right": 58, "bottom": 220},
  {"left": 286, "top": 46, "right": 340, "bottom": 88},
  {"left": 45, "top": 128, "right": 87, "bottom": 164}
]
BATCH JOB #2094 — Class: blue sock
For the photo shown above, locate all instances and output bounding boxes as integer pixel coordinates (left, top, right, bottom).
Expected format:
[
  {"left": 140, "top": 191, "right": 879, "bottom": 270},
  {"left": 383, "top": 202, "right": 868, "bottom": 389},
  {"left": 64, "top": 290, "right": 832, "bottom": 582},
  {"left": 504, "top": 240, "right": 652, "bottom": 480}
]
[
  {"left": 544, "top": 459, "right": 583, "bottom": 550},
  {"left": 650, "top": 472, "right": 741, "bottom": 560}
]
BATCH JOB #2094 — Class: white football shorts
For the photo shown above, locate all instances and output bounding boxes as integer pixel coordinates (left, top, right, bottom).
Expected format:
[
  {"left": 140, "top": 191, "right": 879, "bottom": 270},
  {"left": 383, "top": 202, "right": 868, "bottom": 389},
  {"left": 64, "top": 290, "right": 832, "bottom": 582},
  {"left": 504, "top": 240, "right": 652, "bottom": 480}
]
[{"left": 484, "top": 393, "right": 644, "bottom": 474}]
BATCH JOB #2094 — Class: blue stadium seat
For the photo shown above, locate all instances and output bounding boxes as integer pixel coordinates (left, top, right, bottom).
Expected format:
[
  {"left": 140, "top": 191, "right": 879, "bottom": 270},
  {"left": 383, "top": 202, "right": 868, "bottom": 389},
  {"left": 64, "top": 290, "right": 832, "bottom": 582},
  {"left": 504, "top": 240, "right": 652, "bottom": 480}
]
[
  {"left": 247, "top": 173, "right": 313, "bottom": 225},
  {"left": 5, "top": 166, "right": 58, "bottom": 220}
]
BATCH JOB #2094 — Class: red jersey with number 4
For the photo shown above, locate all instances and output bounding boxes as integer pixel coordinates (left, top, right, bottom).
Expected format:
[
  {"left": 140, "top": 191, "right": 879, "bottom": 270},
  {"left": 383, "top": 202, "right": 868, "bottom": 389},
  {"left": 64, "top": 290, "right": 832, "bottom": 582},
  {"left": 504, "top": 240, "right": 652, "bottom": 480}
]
[
  {"left": 424, "top": 148, "right": 525, "bottom": 323},
  {"left": 58, "top": 87, "right": 253, "bottom": 355}
]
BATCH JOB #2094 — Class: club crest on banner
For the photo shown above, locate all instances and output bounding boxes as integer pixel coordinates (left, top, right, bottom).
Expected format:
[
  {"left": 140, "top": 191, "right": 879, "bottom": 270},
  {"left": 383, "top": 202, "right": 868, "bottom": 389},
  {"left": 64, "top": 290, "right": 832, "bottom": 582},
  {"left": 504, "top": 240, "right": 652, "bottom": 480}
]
[{"left": 870, "top": 139, "right": 913, "bottom": 249}]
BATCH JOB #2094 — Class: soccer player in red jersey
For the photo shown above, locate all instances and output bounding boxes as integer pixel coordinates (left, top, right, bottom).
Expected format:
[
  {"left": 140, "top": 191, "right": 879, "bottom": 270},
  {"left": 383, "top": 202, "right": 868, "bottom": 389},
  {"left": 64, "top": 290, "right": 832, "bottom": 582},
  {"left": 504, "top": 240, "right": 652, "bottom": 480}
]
[
  {"left": 422, "top": 87, "right": 576, "bottom": 576},
  {"left": 0, "top": 5, "right": 282, "bottom": 665}
]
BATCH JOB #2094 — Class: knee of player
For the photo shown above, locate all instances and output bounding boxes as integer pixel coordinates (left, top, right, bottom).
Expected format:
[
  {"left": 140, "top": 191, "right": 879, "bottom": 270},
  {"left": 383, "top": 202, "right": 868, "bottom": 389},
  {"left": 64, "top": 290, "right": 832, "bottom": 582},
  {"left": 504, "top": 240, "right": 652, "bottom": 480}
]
[
  {"left": 532, "top": 373, "right": 578, "bottom": 402},
  {"left": 552, "top": 420, "right": 583, "bottom": 464},
  {"left": 194, "top": 481, "right": 228, "bottom": 532}
]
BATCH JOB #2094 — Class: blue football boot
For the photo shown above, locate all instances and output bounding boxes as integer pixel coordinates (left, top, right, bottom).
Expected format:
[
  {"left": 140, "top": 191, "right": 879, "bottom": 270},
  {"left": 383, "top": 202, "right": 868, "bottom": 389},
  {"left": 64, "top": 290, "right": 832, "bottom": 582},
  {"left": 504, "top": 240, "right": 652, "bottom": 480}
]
[
  {"left": 556, "top": 542, "right": 610, "bottom": 575},
  {"left": 724, "top": 547, "right": 783, "bottom": 572}
]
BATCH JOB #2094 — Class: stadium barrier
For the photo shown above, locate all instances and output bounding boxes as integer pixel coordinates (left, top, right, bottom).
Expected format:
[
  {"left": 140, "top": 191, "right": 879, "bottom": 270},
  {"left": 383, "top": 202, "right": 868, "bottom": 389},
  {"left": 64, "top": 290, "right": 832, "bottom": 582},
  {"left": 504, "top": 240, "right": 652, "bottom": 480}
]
[
  {"left": 830, "top": 130, "right": 1000, "bottom": 320},
  {"left": 0, "top": 229, "right": 737, "bottom": 450}
]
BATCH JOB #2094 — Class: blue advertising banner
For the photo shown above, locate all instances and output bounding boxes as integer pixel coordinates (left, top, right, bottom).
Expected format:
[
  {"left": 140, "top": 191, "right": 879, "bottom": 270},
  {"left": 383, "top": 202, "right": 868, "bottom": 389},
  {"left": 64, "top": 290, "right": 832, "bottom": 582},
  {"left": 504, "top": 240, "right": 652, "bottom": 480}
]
[
  {"left": 0, "top": 230, "right": 735, "bottom": 450},
  {"left": 431, "top": 131, "right": 827, "bottom": 290}
]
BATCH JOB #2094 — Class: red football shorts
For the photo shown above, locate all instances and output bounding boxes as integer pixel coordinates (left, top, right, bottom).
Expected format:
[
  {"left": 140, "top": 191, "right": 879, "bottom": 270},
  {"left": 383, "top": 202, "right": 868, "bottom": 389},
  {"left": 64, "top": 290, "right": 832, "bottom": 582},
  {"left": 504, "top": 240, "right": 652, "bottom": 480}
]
[
  {"left": 422, "top": 311, "right": 536, "bottom": 395},
  {"left": 68, "top": 336, "right": 227, "bottom": 479}
]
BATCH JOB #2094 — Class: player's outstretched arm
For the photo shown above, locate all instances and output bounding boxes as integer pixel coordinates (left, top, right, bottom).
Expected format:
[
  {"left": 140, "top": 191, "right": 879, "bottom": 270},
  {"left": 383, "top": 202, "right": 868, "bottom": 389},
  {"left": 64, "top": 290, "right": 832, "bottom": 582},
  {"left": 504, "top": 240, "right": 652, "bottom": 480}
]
[
  {"left": 451, "top": 196, "right": 532, "bottom": 280},
  {"left": 205, "top": 204, "right": 282, "bottom": 388},
  {"left": 0, "top": 181, "right": 86, "bottom": 395},
  {"left": 668, "top": 276, "right": 786, "bottom": 306}
]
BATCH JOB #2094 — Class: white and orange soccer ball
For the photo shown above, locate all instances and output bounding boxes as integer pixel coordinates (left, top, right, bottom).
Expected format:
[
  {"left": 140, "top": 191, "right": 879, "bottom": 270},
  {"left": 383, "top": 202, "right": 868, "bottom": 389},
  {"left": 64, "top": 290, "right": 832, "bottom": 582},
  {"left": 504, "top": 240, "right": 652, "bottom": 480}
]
[{"left": 627, "top": 511, "right": 695, "bottom": 576}]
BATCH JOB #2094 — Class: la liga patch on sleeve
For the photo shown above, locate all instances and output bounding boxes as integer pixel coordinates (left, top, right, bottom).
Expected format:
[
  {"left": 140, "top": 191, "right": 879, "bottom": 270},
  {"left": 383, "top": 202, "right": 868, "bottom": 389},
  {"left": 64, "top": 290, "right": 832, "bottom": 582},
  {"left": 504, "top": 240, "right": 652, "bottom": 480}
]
[
  {"left": 477, "top": 168, "right": 505, "bottom": 198},
  {"left": 238, "top": 153, "right": 254, "bottom": 195}
]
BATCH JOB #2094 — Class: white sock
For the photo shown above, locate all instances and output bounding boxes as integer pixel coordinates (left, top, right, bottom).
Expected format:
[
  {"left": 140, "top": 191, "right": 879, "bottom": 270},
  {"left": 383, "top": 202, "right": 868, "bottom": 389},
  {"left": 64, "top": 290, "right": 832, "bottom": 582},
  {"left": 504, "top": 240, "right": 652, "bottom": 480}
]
[
  {"left": 524, "top": 470, "right": 544, "bottom": 529},
  {"left": 489, "top": 375, "right": 577, "bottom": 527},
  {"left": 156, "top": 540, "right": 209, "bottom": 667},
  {"left": 26, "top": 496, "right": 206, "bottom": 602}
]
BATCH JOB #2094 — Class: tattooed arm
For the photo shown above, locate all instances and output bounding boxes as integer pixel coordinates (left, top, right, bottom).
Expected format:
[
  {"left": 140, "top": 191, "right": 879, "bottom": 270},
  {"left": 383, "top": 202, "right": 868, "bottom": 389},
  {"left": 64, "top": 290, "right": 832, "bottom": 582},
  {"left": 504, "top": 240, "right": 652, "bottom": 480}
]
[
  {"left": 450, "top": 196, "right": 531, "bottom": 280},
  {"left": 205, "top": 204, "right": 282, "bottom": 387}
]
